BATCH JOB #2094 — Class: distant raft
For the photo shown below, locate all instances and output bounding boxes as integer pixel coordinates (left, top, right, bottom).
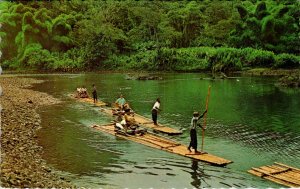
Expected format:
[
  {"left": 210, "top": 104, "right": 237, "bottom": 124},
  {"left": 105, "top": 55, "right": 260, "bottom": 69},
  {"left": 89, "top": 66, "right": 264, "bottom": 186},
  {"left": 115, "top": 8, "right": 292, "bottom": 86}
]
[
  {"left": 70, "top": 93, "right": 107, "bottom": 106},
  {"left": 248, "top": 162, "right": 300, "bottom": 188},
  {"left": 92, "top": 124, "right": 232, "bottom": 166}
]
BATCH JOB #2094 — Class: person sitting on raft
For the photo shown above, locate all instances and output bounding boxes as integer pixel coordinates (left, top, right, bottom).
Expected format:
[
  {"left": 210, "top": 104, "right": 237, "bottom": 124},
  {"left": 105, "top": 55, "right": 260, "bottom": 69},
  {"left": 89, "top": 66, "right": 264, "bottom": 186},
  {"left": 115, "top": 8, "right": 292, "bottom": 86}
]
[
  {"left": 114, "top": 109, "right": 146, "bottom": 135},
  {"left": 76, "top": 86, "right": 89, "bottom": 98},
  {"left": 114, "top": 120, "right": 146, "bottom": 136},
  {"left": 112, "top": 102, "right": 134, "bottom": 115},
  {"left": 124, "top": 108, "right": 136, "bottom": 126},
  {"left": 115, "top": 94, "right": 126, "bottom": 110},
  {"left": 114, "top": 112, "right": 124, "bottom": 123}
]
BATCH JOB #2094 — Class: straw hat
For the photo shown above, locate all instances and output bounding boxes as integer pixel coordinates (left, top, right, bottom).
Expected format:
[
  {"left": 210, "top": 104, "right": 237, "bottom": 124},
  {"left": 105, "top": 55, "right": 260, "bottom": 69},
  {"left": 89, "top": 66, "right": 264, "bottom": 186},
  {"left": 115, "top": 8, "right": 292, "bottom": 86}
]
[{"left": 193, "top": 111, "right": 199, "bottom": 116}]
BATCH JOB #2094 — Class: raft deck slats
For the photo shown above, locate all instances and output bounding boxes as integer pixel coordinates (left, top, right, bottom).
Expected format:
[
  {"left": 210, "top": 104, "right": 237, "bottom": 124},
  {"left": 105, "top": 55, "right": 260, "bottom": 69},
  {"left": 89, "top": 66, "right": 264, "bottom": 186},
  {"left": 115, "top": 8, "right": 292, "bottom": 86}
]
[
  {"left": 248, "top": 169, "right": 297, "bottom": 188},
  {"left": 100, "top": 107, "right": 182, "bottom": 135},
  {"left": 132, "top": 113, "right": 182, "bottom": 135},
  {"left": 248, "top": 163, "right": 300, "bottom": 188},
  {"left": 275, "top": 162, "right": 300, "bottom": 173},
  {"left": 252, "top": 167, "right": 300, "bottom": 185},
  {"left": 92, "top": 124, "right": 232, "bottom": 166},
  {"left": 266, "top": 165, "right": 290, "bottom": 174},
  {"left": 78, "top": 97, "right": 107, "bottom": 106},
  {"left": 270, "top": 164, "right": 300, "bottom": 181}
]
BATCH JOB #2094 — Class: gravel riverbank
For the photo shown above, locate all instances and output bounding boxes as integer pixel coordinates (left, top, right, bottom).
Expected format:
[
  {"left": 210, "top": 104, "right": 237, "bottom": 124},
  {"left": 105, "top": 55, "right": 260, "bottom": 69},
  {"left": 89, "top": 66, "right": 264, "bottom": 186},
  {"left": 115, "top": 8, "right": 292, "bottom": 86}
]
[{"left": 0, "top": 76, "right": 75, "bottom": 188}]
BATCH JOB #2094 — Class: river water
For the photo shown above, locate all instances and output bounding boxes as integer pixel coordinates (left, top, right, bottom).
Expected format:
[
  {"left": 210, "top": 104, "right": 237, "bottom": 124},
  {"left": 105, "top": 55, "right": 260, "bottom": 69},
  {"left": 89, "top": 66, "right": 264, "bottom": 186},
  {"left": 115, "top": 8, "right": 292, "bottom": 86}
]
[{"left": 31, "top": 73, "right": 299, "bottom": 188}]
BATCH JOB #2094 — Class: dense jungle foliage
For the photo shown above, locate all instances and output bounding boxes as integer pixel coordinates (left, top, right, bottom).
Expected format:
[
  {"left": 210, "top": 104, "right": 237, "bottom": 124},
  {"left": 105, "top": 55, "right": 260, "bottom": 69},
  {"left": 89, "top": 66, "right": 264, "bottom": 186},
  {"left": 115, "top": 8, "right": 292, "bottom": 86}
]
[{"left": 0, "top": 0, "right": 299, "bottom": 71}]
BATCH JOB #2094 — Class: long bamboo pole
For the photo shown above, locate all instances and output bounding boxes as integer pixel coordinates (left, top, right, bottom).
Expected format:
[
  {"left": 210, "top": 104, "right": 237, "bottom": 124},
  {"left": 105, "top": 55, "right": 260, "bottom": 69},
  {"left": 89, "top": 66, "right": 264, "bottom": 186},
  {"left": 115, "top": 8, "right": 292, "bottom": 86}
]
[{"left": 201, "top": 86, "right": 211, "bottom": 152}]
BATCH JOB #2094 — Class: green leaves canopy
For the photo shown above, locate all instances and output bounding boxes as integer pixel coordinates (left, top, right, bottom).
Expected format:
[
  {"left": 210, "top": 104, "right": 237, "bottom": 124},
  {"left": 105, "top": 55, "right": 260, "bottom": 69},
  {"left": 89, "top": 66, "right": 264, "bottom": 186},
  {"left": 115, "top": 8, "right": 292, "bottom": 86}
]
[{"left": 0, "top": 0, "right": 299, "bottom": 71}]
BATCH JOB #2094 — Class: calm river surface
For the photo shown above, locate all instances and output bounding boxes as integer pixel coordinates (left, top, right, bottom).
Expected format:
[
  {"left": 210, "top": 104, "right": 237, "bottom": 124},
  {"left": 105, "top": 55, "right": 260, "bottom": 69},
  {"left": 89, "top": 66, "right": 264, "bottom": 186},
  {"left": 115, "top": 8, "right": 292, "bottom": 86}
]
[{"left": 30, "top": 73, "right": 299, "bottom": 188}]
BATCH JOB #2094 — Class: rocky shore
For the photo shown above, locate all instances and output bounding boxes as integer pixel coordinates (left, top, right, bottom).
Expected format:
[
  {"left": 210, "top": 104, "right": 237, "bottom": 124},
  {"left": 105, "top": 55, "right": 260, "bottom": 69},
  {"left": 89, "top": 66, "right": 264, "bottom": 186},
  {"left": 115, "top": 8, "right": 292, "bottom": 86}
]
[
  {"left": 245, "top": 68, "right": 300, "bottom": 88},
  {"left": 278, "top": 75, "right": 300, "bottom": 88},
  {"left": 0, "top": 76, "right": 74, "bottom": 188},
  {"left": 245, "top": 68, "right": 299, "bottom": 77}
]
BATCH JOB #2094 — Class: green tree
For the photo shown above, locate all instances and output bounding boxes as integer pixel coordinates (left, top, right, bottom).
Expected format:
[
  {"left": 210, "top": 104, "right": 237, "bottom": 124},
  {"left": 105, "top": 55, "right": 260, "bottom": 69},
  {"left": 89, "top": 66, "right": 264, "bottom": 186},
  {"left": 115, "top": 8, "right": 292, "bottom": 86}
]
[
  {"left": 230, "top": 1, "right": 300, "bottom": 54},
  {"left": 193, "top": 1, "right": 239, "bottom": 47}
]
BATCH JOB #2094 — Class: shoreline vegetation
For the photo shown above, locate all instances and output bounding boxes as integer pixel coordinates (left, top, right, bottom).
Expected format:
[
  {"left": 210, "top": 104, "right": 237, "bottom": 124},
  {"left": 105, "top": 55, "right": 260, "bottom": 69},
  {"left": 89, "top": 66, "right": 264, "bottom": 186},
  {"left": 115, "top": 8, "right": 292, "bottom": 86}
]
[
  {"left": 0, "top": 1, "right": 299, "bottom": 73},
  {"left": 1, "top": 46, "right": 299, "bottom": 73},
  {"left": 0, "top": 76, "right": 75, "bottom": 188},
  {"left": 3, "top": 68, "right": 300, "bottom": 78}
]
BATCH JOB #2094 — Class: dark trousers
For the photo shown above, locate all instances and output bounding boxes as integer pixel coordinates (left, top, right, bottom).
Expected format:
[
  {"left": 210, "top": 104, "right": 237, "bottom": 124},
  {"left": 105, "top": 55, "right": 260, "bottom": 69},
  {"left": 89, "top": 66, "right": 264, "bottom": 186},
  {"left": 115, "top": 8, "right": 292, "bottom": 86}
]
[
  {"left": 189, "top": 129, "right": 197, "bottom": 151},
  {"left": 93, "top": 92, "right": 97, "bottom": 102},
  {"left": 152, "top": 109, "right": 158, "bottom": 124}
]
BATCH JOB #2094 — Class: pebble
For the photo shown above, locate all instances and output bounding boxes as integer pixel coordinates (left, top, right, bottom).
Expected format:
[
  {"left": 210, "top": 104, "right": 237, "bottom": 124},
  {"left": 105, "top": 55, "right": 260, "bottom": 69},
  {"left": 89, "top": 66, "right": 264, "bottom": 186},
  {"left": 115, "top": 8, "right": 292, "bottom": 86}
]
[{"left": 0, "top": 77, "right": 75, "bottom": 188}]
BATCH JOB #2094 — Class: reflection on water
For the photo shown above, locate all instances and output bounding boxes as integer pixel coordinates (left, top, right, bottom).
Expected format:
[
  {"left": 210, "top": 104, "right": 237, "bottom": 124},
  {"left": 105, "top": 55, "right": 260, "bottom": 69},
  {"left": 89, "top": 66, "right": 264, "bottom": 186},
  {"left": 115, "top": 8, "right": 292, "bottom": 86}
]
[
  {"left": 190, "top": 161, "right": 202, "bottom": 188},
  {"left": 30, "top": 73, "right": 300, "bottom": 188}
]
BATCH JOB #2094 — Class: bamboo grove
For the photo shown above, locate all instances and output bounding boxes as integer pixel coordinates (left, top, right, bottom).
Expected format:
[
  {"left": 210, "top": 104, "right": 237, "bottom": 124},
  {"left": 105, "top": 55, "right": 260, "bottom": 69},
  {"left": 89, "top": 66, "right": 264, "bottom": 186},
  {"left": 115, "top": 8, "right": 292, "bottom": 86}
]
[{"left": 0, "top": 0, "right": 299, "bottom": 71}]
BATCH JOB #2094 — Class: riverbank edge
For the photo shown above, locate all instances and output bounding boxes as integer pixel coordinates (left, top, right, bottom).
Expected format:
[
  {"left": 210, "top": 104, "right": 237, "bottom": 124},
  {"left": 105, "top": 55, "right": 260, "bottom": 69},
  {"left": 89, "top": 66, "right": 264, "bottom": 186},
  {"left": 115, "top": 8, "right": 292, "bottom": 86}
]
[
  {"left": 242, "top": 68, "right": 300, "bottom": 76},
  {"left": 0, "top": 76, "right": 75, "bottom": 188},
  {"left": 3, "top": 68, "right": 299, "bottom": 76}
]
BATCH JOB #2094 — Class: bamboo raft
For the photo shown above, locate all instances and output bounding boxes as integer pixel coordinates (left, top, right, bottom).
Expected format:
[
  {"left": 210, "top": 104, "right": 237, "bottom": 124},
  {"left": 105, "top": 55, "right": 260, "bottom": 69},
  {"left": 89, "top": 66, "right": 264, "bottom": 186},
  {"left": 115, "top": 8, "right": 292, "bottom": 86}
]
[
  {"left": 92, "top": 124, "right": 232, "bottom": 166},
  {"left": 72, "top": 96, "right": 182, "bottom": 135},
  {"left": 100, "top": 108, "right": 182, "bottom": 135},
  {"left": 248, "top": 162, "right": 300, "bottom": 187},
  {"left": 77, "top": 97, "right": 107, "bottom": 106}
]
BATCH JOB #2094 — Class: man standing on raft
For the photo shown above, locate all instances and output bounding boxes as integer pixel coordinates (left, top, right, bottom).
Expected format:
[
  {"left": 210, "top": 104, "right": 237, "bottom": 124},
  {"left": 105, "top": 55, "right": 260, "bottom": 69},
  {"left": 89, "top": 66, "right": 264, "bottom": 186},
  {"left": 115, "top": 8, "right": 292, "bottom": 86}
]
[
  {"left": 92, "top": 84, "right": 97, "bottom": 104},
  {"left": 151, "top": 98, "right": 161, "bottom": 125},
  {"left": 188, "top": 110, "right": 207, "bottom": 153}
]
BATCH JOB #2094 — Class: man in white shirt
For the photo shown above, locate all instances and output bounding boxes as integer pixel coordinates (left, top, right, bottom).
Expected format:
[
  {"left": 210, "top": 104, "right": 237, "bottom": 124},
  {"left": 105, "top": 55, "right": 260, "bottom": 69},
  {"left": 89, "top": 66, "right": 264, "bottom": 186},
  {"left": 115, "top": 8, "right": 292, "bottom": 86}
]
[{"left": 151, "top": 98, "right": 161, "bottom": 125}]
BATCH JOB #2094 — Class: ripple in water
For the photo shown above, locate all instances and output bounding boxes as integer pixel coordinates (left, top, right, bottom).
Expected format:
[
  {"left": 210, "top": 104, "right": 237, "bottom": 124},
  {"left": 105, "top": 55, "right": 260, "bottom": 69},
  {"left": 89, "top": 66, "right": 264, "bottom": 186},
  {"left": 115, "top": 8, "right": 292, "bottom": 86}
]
[{"left": 211, "top": 121, "right": 300, "bottom": 165}]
